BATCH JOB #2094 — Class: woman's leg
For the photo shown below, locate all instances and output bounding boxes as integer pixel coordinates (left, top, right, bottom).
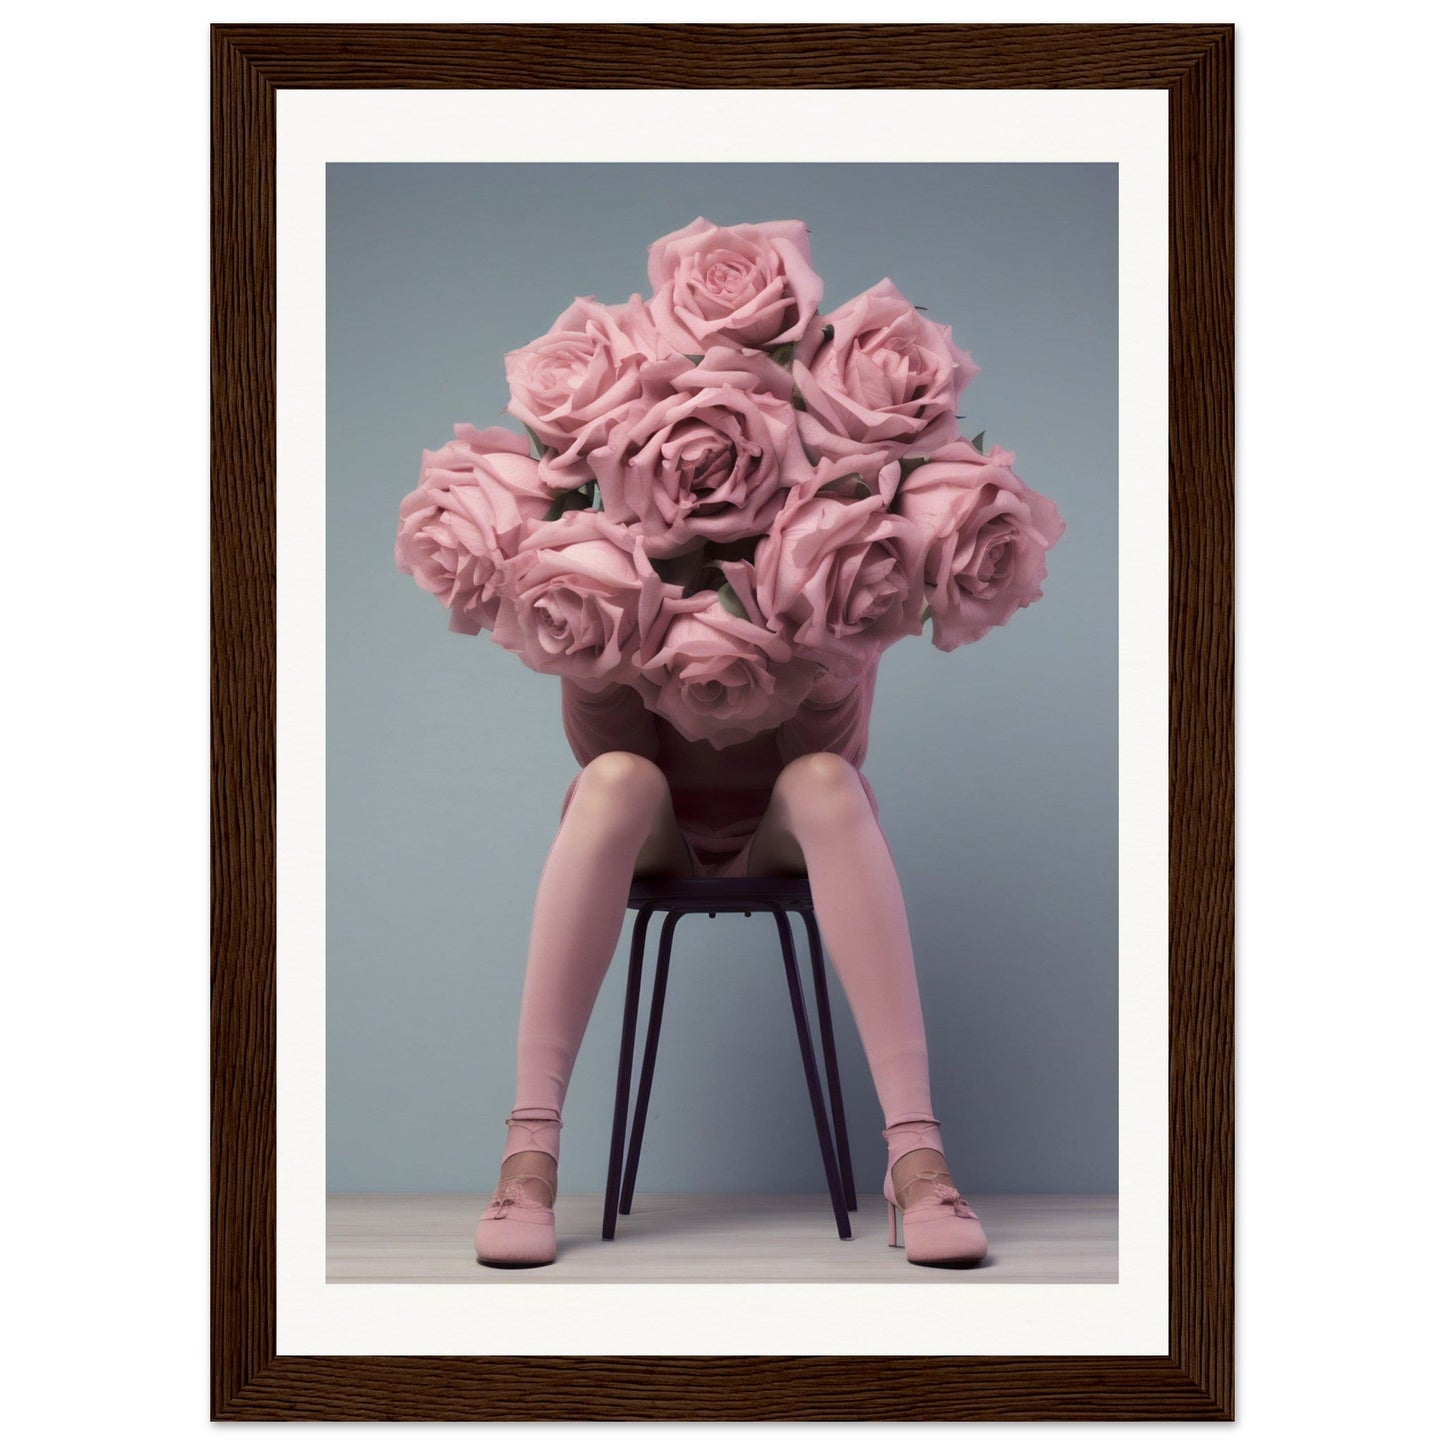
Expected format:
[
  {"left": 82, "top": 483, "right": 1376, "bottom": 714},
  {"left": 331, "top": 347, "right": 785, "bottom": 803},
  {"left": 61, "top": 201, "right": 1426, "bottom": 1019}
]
[
  {"left": 744, "top": 753, "right": 958, "bottom": 1210},
  {"left": 494, "top": 751, "right": 693, "bottom": 1205}
]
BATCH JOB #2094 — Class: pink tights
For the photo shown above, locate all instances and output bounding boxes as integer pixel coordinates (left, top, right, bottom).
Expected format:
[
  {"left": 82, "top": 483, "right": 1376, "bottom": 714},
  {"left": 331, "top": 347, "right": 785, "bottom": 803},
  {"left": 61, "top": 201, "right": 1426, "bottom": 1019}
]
[{"left": 498, "top": 751, "right": 951, "bottom": 1202}]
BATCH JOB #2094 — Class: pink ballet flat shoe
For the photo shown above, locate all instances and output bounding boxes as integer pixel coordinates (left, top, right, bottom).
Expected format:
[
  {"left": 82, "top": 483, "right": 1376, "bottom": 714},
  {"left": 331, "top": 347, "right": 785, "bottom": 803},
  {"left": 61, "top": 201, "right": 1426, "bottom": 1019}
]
[
  {"left": 474, "top": 1174, "right": 557, "bottom": 1267},
  {"left": 474, "top": 1109, "right": 562, "bottom": 1269},
  {"left": 882, "top": 1166, "right": 987, "bottom": 1266}
]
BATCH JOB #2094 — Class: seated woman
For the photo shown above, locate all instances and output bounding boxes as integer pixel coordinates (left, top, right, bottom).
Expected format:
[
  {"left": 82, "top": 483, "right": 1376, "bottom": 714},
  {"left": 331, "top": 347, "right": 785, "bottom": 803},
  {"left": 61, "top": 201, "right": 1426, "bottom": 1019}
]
[{"left": 474, "top": 657, "right": 987, "bottom": 1269}]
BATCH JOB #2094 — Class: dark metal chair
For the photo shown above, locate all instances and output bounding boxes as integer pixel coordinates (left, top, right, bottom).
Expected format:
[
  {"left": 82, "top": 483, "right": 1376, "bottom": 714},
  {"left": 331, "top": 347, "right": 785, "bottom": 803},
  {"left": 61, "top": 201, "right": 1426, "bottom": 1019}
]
[{"left": 601, "top": 875, "right": 859, "bottom": 1242}]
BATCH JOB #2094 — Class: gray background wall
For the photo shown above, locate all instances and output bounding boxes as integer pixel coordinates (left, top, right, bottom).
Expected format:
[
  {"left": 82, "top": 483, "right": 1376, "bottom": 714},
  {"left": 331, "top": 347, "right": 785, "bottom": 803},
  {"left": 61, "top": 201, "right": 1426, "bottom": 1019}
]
[{"left": 326, "top": 163, "right": 1118, "bottom": 1194}]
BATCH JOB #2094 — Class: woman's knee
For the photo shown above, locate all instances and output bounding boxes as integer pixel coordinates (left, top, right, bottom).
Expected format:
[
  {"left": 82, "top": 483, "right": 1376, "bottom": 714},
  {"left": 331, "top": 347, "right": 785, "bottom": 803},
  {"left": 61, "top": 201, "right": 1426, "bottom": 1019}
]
[
  {"left": 774, "top": 752, "right": 871, "bottom": 823},
  {"left": 572, "top": 750, "right": 670, "bottom": 810}
]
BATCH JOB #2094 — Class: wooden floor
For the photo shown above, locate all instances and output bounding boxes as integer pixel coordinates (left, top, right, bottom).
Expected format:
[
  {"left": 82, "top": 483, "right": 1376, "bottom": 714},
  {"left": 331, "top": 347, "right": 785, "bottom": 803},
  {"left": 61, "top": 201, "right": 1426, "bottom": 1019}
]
[{"left": 328, "top": 1192, "right": 1117, "bottom": 1284}]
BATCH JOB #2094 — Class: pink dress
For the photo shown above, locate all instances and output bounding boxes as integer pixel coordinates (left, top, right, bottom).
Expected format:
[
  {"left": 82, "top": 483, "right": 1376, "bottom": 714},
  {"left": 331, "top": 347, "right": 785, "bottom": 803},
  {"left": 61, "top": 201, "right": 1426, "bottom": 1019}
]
[{"left": 558, "top": 656, "right": 883, "bottom": 876}]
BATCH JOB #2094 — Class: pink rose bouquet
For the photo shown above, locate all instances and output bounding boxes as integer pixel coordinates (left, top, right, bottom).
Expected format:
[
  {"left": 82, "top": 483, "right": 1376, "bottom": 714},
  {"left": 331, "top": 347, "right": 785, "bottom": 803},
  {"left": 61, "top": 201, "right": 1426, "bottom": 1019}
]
[{"left": 397, "top": 219, "right": 1065, "bottom": 745}]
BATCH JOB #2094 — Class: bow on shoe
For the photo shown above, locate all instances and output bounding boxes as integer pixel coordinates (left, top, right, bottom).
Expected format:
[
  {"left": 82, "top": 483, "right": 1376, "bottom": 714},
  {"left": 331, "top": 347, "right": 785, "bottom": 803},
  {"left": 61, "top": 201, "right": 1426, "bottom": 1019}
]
[
  {"left": 931, "top": 1181, "right": 980, "bottom": 1220},
  {"left": 481, "top": 1180, "right": 532, "bottom": 1220}
]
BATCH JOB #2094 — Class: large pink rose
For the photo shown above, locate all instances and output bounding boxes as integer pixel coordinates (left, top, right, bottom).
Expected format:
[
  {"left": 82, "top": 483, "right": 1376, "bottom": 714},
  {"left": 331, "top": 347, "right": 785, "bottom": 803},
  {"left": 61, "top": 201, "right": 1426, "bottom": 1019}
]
[
  {"left": 504, "top": 294, "right": 661, "bottom": 488},
  {"left": 490, "top": 510, "right": 656, "bottom": 690},
  {"left": 893, "top": 439, "right": 1065, "bottom": 651},
  {"left": 394, "top": 425, "right": 551, "bottom": 635},
  {"left": 589, "top": 348, "right": 807, "bottom": 557},
  {"left": 733, "top": 455, "right": 927, "bottom": 674},
  {"left": 792, "top": 278, "right": 979, "bottom": 472},
  {"left": 635, "top": 590, "right": 820, "bottom": 748},
  {"left": 646, "top": 217, "right": 824, "bottom": 354}
]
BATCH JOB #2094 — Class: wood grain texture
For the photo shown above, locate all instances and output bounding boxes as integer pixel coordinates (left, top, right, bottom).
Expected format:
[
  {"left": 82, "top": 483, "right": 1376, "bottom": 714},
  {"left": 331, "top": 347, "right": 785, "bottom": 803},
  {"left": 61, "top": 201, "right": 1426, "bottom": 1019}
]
[
  {"left": 215, "top": 22, "right": 1220, "bottom": 90},
  {"left": 211, "top": 25, "right": 277, "bottom": 1423},
  {"left": 211, "top": 21, "right": 1233, "bottom": 1422},
  {"left": 1166, "top": 23, "right": 1234, "bottom": 1419}
]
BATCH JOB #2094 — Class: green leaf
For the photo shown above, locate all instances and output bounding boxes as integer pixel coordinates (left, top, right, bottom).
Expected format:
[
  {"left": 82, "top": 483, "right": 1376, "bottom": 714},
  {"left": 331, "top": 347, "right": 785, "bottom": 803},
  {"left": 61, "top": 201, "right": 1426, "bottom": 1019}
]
[
  {"left": 820, "top": 472, "right": 869, "bottom": 501},
  {"left": 715, "top": 580, "right": 748, "bottom": 619},
  {"left": 522, "top": 423, "right": 546, "bottom": 459},
  {"left": 898, "top": 455, "right": 931, "bottom": 481},
  {"left": 543, "top": 486, "right": 592, "bottom": 522},
  {"left": 821, "top": 324, "right": 835, "bottom": 344},
  {"left": 769, "top": 343, "right": 795, "bottom": 367},
  {"left": 971, "top": 430, "right": 986, "bottom": 452},
  {"left": 590, "top": 481, "right": 603, "bottom": 510},
  {"left": 684, "top": 353, "right": 704, "bottom": 365},
  {"left": 921, "top": 605, "right": 932, "bottom": 623},
  {"left": 791, "top": 388, "right": 808, "bottom": 412}
]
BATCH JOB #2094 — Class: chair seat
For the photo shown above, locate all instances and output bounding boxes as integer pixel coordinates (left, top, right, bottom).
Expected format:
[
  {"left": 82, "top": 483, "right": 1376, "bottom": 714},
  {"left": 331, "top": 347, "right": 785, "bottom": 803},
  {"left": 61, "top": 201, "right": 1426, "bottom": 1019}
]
[{"left": 628, "top": 875, "right": 813, "bottom": 911}]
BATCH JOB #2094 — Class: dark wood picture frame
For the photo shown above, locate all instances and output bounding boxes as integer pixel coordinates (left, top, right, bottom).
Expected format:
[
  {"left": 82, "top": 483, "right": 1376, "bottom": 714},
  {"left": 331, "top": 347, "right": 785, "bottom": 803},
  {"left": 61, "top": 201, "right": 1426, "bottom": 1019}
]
[{"left": 212, "top": 22, "right": 1233, "bottom": 1422}]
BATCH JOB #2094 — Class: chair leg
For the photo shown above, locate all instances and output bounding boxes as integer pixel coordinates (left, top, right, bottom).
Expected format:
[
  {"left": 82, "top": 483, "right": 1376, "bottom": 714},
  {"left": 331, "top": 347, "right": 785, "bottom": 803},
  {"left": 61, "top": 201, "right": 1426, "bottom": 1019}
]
[
  {"left": 620, "top": 910, "right": 680, "bottom": 1214},
  {"left": 801, "top": 907, "right": 857, "bottom": 1212},
  {"left": 603, "top": 905, "right": 652, "bottom": 1240},
  {"left": 771, "top": 908, "right": 852, "bottom": 1241}
]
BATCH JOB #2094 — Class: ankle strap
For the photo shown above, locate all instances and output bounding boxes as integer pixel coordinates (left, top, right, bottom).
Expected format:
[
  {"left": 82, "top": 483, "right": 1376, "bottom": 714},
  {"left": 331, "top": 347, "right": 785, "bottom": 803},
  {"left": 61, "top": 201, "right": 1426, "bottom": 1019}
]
[
  {"left": 501, "top": 1111, "right": 563, "bottom": 1166},
  {"left": 880, "top": 1116, "right": 944, "bottom": 1165},
  {"left": 881, "top": 1116, "right": 942, "bottom": 1144}
]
